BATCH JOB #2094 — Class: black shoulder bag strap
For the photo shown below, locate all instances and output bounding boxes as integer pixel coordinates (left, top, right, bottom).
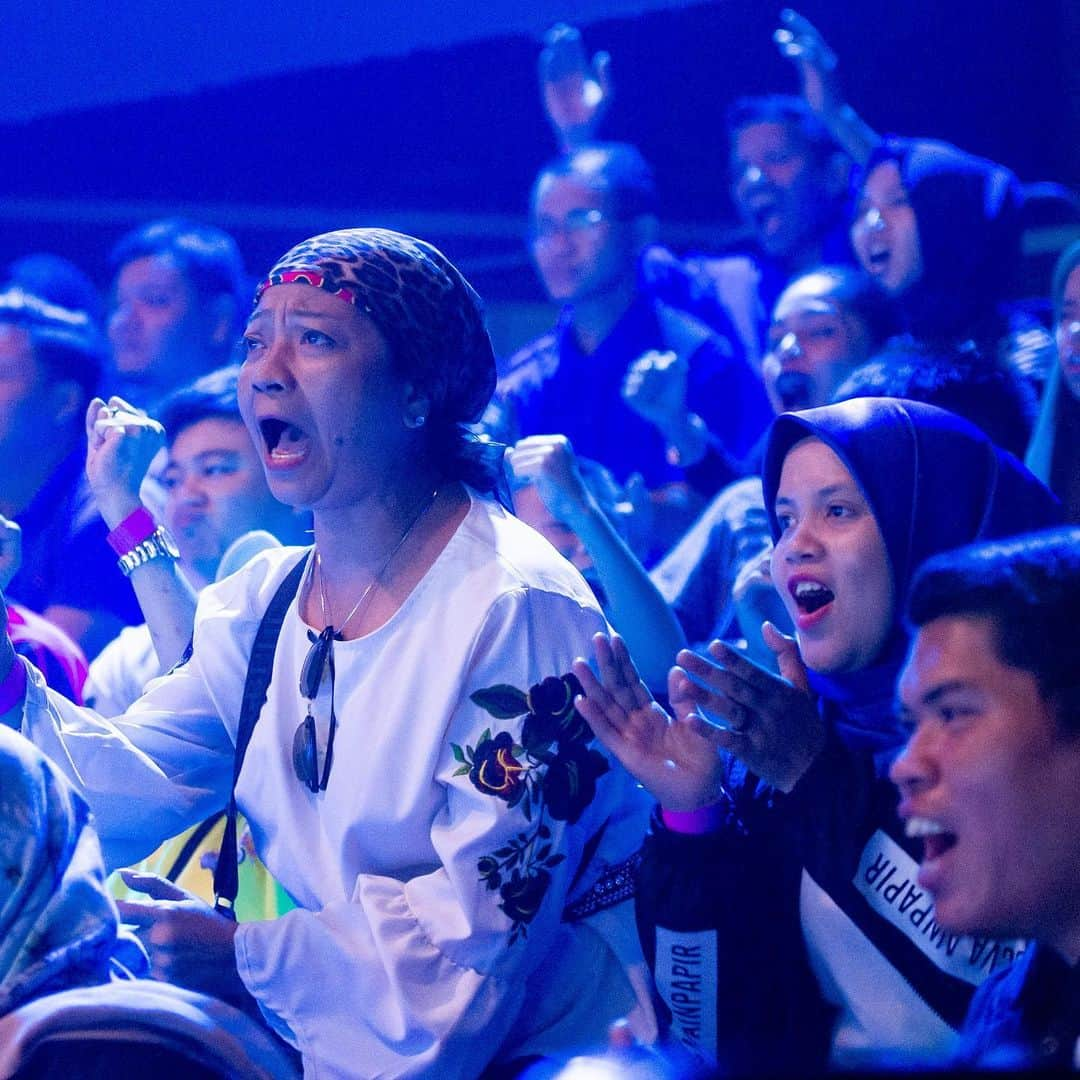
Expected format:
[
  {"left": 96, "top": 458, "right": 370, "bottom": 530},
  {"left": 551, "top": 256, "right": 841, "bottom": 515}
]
[{"left": 213, "top": 552, "right": 310, "bottom": 918}]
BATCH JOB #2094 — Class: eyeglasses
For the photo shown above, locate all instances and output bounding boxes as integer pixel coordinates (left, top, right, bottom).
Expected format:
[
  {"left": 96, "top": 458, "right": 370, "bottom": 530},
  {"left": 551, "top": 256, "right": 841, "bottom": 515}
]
[
  {"left": 294, "top": 626, "right": 338, "bottom": 792},
  {"left": 528, "top": 208, "right": 609, "bottom": 246}
]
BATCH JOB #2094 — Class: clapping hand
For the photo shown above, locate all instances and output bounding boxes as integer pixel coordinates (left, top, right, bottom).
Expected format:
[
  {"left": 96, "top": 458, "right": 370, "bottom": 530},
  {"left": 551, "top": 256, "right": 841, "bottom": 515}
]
[
  {"left": 573, "top": 633, "right": 732, "bottom": 812},
  {"left": 574, "top": 627, "right": 826, "bottom": 808},
  {"left": 671, "top": 627, "right": 824, "bottom": 792}
]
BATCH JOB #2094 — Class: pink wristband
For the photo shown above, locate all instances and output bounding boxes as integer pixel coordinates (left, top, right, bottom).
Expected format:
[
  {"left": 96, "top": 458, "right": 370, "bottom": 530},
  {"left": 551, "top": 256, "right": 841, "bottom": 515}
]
[
  {"left": 107, "top": 506, "right": 156, "bottom": 556},
  {"left": 0, "top": 657, "right": 27, "bottom": 713},
  {"left": 661, "top": 801, "right": 727, "bottom": 835}
]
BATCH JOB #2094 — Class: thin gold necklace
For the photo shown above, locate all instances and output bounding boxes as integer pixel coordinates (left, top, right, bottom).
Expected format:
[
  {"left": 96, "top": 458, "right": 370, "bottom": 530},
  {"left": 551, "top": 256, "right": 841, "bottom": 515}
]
[{"left": 313, "top": 487, "right": 439, "bottom": 640}]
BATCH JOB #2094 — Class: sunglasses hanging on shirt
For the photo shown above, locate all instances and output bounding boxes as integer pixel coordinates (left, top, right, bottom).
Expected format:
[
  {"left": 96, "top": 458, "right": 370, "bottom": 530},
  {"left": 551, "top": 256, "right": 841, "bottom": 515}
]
[
  {"left": 292, "top": 488, "right": 438, "bottom": 792},
  {"left": 293, "top": 625, "right": 337, "bottom": 792}
]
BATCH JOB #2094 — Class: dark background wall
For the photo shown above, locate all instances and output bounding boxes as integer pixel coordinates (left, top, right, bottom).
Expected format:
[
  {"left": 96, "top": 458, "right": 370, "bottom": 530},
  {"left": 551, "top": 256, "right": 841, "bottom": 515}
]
[{"left": 2, "top": 1, "right": 1076, "bottom": 353}]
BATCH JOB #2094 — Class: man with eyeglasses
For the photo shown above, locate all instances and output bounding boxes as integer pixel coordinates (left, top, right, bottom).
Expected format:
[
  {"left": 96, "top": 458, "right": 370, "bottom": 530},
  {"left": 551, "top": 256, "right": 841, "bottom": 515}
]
[{"left": 492, "top": 143, "right": 770, "bottom": 559}]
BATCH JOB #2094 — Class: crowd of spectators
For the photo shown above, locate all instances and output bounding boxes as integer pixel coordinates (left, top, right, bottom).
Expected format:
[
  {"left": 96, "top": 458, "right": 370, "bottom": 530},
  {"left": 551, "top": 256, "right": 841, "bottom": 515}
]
[{"left": 0, "top": 11, "right": 1076, "bottom": 1079}]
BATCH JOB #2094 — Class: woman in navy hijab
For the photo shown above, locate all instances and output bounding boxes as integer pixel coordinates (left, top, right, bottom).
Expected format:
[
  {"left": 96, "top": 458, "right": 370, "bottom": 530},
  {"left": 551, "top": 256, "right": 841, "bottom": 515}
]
[
  {"left": 575, "top": 397, "right": 1061, "bottom": 1073},
  {"left": 850, "top": 138, "right": 1024, "bottom": 352}
]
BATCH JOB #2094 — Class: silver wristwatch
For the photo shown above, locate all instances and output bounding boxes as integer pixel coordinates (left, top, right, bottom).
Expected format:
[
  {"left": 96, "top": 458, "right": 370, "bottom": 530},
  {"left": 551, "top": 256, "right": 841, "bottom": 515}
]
[{"left": 117, "top": 525, "right": 181, "bottom": 577}]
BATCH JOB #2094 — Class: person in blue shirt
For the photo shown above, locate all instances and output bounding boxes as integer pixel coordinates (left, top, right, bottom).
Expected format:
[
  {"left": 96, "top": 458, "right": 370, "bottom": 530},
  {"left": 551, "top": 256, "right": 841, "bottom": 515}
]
[
  {"left": 493, "top": 143, "right": 771, "bottom": 558},
  {"left": 0, "top": 286, "right": 141, "bottom": 658}
]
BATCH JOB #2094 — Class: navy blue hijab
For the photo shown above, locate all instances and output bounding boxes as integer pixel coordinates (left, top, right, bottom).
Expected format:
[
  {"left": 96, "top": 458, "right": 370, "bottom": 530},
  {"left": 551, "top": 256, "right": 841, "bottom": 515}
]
[
  {"left": 762, "top": 397, "right": 1061, "bottom": 750},
  {"left": 862, "top": 138, "right": 1023, "bottom": 347}
]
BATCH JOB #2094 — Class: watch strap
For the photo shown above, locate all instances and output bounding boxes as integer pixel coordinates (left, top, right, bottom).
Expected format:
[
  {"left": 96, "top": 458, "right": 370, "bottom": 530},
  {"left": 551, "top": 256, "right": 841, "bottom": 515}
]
[{"left": 107, "top": 506, "right": 157, "bottom": 556}]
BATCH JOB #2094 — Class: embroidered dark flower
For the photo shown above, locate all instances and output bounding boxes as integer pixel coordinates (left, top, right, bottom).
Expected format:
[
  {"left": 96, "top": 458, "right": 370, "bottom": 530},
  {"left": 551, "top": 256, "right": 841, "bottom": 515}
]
[
  {"left": 521, "top": 674, "right": 589, "bottom": 752},
  {"left": 528, "top": 675, "right": 577, "bottom": 717},
  {"left": 478, "top": 855, "right": 501, "bottom": 890},
  {"left": 542, "top": 742, "right": 610, "bottom": 824},
  {"left": 498, "top": 868, "right": 552, "bottom": 926},
  {"left": 468, "top": 731, "right": 526, "bottom": 802}
]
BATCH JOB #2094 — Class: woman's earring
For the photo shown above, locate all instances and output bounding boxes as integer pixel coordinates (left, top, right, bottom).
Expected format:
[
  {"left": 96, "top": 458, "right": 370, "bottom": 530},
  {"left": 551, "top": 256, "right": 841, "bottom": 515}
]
[{"left": 407, "top": 413, "right": 427, "bottom": 429}]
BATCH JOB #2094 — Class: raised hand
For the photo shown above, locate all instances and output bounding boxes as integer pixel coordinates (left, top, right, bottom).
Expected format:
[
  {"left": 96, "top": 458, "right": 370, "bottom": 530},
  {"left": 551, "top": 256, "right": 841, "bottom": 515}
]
[
  {"left": 539, "top": 23, "right": 613, "bottom": 151},
  {"left": 85, "top": 396, "right": 166, "bottom": 528},
  {"left": 772, "top": 8, "right": 839, "bottom": 117},
  {"left": 506, "top": 434, "right": 593, "bottom": 530},
  {"left": 573, "top": 633, "right": 731, "bottom": 812},
  {"left": 623, "top": 350, "right": 712, "bottom": 469},
  {"left": 670, "top": 627, "right": 824, "bottom": 792},
  {"left": 622, "top": 350, "right": 689, "bottom": 429},
  {"left": 773, "top": 9, "right": 880, "bottom": 165}
]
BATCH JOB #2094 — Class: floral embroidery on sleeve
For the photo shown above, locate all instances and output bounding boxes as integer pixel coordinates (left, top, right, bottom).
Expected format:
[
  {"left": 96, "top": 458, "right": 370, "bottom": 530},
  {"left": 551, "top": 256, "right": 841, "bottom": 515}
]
[{"left": 451, "top": 672, "right": 609, "bottom": 942}]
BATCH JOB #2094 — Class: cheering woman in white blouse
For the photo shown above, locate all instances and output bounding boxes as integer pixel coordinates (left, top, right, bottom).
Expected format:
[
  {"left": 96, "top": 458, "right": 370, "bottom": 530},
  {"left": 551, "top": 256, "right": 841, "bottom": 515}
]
[{"left": 0, "top": 228, "right": 651, "bottom": 1078}]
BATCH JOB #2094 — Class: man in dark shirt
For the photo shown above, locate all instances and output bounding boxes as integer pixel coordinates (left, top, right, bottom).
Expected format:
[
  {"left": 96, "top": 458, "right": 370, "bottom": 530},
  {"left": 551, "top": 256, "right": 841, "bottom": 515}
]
[
  {"left": 494, "top": 143, "right": 770, "bottom": 556},
  {"left": 535, "top": 28, "right": 857, "bottom": 370},
  {"left": 0, "top": 287, "right": 140, "bottom": 657},
  {"left": 643, "top": 96, "right": 855, "bottom": 369},
  {"left": 892, "top": 528, "right": 1080, "bottom": 1070}
]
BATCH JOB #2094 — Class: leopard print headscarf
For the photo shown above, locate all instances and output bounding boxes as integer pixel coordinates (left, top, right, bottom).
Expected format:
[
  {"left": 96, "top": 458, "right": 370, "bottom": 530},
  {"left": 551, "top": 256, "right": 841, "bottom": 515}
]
[{"left": 254, "top": 228, "right": 495, "bottom": 424}]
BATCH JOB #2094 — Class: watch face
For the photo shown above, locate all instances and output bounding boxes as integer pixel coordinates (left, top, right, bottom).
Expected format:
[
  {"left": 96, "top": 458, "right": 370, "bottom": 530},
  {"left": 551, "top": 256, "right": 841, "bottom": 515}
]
[{"left": 158, "top": 527, "right": 181, "bottom": 560}]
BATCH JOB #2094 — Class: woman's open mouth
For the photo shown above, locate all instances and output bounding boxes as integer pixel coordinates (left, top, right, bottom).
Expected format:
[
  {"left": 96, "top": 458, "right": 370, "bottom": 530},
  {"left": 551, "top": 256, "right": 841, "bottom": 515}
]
[
  {"left": 775, "top": 371, "right": 815, "bottom": 411},
  {"left": 866, "top": 247, "right": 891, "bottom": 275},
  {"left": 260, "top": 417, "right": 312, "bottom": 469},
  {"left": 790, "top": 578, "right": 835, "bottom": 628}
]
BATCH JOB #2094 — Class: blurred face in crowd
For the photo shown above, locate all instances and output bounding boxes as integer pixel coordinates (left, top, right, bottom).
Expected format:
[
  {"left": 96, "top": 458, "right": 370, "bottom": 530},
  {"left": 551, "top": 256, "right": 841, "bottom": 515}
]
[
  {"left": 109, "top": 254, "right": 220, "bottom": 387},
  {"left": 530, "top": 173, "right": 639, "bottom": 305},
  {"left": 1056, "top": 263, "right": 1080, "bottom": 402},
  {"left": 771, "top": 437, "right": 894, "bottom": 674},
  {"left": 892, "top": 615, "right": 1080, "bottom": 958},
  {"left": 761, "top": 272, "right": 874, "bottom": 413},
  {"left": 160, "top": 416, "right": 283, "bottom": 587},
  {"left": 511, "top": 482, "right": 593, "bottom": 574},
  {"left": 0, "top": 325, "right": 79, "bottom": 465},
  {"left": 730, "top": 121, "right": 832, "bottom": 259},
  {"left": 851, "top": 160, "right": 923, "bottom": 296}
]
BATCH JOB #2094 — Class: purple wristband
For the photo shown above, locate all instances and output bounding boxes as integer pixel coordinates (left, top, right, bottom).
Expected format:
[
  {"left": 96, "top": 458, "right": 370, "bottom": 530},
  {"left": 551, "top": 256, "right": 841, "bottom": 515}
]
[
  {"left": 0, "top": 657, "right": 27, "bottom": 714},
  {"left": 661, "top": 801, "right": 727, "bottom": 835},
  {"left": 107, "top": 506, "right": 156, "bottom": 556}
]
